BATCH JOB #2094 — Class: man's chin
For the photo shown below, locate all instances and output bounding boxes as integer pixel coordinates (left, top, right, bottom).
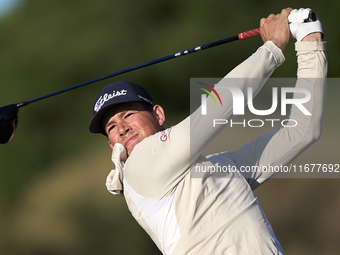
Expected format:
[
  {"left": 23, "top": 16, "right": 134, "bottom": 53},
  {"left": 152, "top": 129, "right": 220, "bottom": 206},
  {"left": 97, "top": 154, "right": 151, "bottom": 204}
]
[
  {"left": 125, "top": 143, "right": 138, "bottom": 157},
  {"left": 125, "top": 134, "right": 148, "bottom": 156}
]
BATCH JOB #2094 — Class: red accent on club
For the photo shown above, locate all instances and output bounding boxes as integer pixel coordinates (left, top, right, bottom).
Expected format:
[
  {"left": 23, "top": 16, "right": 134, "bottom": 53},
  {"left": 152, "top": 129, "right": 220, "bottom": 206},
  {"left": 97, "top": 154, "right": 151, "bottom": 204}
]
[{"left": 238, "top": 28, "right": 261, "bottom": 40}]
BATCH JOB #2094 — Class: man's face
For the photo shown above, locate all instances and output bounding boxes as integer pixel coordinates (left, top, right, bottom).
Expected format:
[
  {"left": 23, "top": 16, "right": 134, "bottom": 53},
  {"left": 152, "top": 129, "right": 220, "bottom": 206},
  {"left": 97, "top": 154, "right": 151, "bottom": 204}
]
[{"left": 103, "top": 102, "right": 165, "bottom": 156}]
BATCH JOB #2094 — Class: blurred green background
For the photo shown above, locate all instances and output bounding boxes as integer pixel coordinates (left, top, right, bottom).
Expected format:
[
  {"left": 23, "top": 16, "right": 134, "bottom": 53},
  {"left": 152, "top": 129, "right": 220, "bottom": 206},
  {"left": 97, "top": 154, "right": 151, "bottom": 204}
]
[{"left": 0, "top": 0, "right": 339, "bottom": 254}]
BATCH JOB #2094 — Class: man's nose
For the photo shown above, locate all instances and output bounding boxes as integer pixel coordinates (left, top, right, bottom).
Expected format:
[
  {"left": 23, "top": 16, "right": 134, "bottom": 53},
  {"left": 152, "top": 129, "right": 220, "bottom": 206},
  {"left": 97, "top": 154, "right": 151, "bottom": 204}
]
[{"left": 117, "top": 121, "right": 131, "bottom": 135}]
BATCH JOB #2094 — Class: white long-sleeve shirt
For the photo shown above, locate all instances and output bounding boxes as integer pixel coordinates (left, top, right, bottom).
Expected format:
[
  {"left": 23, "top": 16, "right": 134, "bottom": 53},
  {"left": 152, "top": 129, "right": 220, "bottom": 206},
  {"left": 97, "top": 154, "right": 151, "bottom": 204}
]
[{"left": 106, "top": 40, "right": 327, "bottom": 255}]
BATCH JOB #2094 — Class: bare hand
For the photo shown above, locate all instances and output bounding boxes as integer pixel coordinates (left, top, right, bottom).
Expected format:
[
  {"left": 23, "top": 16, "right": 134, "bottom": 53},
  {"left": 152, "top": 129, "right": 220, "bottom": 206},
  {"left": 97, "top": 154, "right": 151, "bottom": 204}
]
[{"left": 260, "top": 8, "right": 293, "bottom": 51}]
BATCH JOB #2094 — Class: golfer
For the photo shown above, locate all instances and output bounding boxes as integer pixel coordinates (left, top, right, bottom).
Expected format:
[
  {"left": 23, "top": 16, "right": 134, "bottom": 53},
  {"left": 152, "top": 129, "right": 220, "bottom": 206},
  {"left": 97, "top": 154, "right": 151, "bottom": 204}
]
[{"left": 89, "top": 7, "right": 327, "bottom": 255}]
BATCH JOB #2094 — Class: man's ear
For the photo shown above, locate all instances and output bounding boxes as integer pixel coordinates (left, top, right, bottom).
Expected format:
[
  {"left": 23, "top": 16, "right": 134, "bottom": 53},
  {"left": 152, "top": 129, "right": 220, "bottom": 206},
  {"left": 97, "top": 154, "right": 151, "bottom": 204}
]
[{"left": 153, "top": 105, "right": 165, "bottom": 126}]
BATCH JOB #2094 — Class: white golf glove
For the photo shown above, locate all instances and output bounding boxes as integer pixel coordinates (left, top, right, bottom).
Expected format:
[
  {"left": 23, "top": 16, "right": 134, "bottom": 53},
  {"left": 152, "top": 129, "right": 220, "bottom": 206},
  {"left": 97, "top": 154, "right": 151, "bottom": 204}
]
[{"left": 288, "top": 8, "right": 323, "bottom": 41}]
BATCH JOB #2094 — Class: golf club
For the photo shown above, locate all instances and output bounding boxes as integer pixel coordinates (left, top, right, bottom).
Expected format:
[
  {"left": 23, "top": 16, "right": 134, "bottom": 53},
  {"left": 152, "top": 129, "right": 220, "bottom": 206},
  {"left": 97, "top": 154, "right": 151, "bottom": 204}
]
[
  {"left": 0, "top": 28, "right": 261, "bottom": 144},
  {"left": 0, "top": 8, "right": 318, "bottom": 144}
]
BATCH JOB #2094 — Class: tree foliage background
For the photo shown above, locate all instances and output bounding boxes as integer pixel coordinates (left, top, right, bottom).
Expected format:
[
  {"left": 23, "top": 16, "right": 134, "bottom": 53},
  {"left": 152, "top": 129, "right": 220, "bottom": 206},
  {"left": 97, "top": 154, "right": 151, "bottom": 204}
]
[{"left": 0, "top": 0, "right": 339, "bottom": 254}]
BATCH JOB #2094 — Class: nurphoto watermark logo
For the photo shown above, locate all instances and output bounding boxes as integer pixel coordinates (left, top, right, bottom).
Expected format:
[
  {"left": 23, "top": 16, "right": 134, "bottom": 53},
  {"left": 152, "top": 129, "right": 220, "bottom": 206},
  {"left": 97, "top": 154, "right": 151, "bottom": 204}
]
[
  {"left": 189, "top": 78, "right": 339, "bottom": 179},
  {"left": 196, "top": 82, "right": 223, "bottom": 115},
  {"left": 192, "top": 78, "right": 311, "bottom": 128}
]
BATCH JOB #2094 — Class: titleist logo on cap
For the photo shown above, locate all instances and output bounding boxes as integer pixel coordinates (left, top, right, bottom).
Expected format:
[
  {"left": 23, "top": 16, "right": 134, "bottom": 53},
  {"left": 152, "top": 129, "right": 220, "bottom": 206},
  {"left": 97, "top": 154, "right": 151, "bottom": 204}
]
[{"left": 94, "top": 89, "right": 128, "bottom": 112}]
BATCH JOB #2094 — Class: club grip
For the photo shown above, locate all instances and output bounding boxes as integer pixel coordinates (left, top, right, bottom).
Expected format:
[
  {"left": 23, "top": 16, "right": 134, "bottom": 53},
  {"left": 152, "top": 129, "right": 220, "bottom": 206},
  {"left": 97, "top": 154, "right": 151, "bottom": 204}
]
[{"left": 238, "top": 28, "right": 261, "bottom": 40}]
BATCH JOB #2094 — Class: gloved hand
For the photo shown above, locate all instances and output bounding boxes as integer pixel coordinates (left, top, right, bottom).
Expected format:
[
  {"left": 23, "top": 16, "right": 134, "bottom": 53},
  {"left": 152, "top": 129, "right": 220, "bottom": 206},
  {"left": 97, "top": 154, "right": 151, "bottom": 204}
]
[{"left": 288, "top": 8, "right": 323, "bottom": 41}]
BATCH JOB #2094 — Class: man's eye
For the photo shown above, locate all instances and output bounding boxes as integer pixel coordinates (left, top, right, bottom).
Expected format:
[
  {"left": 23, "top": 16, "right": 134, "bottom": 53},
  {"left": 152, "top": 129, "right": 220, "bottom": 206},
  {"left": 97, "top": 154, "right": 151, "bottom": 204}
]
[
  {"left": 125, "top": 112, "right": 134, "bottom": 118},
  {"left": 108, "top": 125, "right": 116, "bottom": 132}
]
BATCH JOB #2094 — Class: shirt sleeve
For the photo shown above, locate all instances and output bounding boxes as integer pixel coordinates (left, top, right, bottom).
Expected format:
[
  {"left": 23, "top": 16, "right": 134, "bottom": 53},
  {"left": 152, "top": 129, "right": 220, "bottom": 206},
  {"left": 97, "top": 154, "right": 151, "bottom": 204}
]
[
  {"left": 124, "top": 41, "right": 286, "bottom": 199},
  {"left": 223, "top": 41, "right": 328, "bottom": 189},
  {"left": 189, "top": 41, "right": 285, "bottom": 160}
]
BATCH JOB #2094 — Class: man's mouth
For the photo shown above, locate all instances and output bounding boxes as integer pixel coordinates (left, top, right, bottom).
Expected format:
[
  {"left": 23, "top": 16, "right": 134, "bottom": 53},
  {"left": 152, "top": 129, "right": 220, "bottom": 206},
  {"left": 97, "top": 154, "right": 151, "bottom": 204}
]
[{"left": 124, "top": 133, "right": 139, "bottom": 148}]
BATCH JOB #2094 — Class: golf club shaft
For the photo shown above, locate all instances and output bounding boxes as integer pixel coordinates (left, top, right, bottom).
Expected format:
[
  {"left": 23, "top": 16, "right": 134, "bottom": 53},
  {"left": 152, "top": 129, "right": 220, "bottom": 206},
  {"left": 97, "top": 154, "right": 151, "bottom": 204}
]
[{"left": 17, "top": 28, "right": 260, "bottom": 108}]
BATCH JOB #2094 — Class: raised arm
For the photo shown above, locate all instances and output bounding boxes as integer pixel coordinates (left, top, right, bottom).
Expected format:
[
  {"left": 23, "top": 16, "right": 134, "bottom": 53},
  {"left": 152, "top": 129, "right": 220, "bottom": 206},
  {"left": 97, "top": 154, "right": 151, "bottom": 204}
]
[
  {"left": 190, "top": 8, "right": 292, "bottom": 160},
  {"left": 225, "top": 10, "right": 327, "bottom": 189}
]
